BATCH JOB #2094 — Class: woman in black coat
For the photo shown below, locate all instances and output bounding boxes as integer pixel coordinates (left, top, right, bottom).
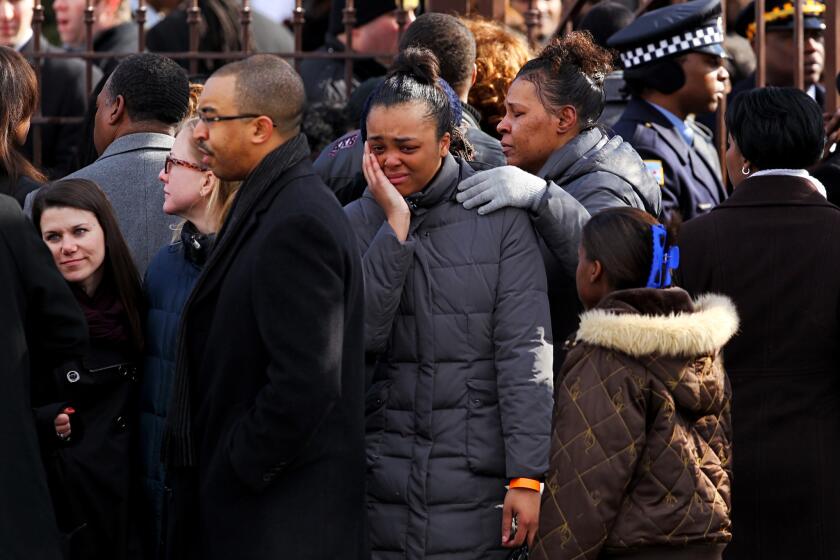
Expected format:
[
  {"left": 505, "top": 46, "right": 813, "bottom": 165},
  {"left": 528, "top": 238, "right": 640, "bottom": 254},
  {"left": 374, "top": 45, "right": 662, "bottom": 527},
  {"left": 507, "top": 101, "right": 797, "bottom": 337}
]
[
  {"left": 32, "top": 179, "right": 145, "bottom": 560},
  {"left": 0, "top": 194, "right": 88, "bottom": 560},
  {"left": 0, "top": 46, "right": 45, "bottom": 207},
  {"left": 679, "top": 87, "right": 840, "bottom": 560}
]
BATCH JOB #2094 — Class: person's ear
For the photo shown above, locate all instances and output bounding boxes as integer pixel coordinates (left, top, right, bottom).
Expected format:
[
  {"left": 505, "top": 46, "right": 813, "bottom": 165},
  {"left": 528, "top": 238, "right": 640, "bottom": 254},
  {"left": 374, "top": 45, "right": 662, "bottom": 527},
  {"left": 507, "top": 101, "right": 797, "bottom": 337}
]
[
  {"left": 555, "top": 105, "right": 578, "bottom": 136},
  {"left": 251, "top": 116, "right": 276, "bottom": 144},
  {"left": 470, "top": 63, "right": 477, "bottom": 88},
  {"left": 109, "top": 94, "right": 126, "bottom": 125},
  {"left": 589, "top": 258, "right": 604, "bottom": 285},
  {"left": 199, "top": 171, "right": 214, "bottom": 195},
  {"left": 439, "top": 131, "right": 451, "bottom": 157}
]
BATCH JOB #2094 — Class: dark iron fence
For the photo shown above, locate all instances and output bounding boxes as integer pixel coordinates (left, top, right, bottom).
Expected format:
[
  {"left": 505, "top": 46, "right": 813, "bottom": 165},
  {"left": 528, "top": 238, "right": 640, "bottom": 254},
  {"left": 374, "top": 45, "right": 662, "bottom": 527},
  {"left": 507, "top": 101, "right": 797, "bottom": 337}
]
[{"left": 25, "top": 0, "right": 840, "bottom": 172}]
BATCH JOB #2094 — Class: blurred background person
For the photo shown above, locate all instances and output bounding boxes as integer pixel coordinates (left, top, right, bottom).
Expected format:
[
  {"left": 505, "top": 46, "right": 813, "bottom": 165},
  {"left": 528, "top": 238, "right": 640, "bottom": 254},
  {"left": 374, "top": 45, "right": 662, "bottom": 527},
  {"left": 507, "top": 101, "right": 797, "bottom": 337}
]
[
  {"left": 52, "top": 0, "right": 138, "bottom": 75},
  {"left": 533, "top": 208, "right": 736, "bottom": 560},
  {"left": 509, "top": 0, "right": 562, "bottom": 45},
  {"left": 139, "top": 114, "right": 238, "bottom": 560},
  {"left": 610, "top": 0, "right": 729, "bottom": 221},
  {"left": 346, "top": 47, "right": 553, "bottom": 559},
  {"left": 576, "top": 2, "right": 635, "bottom": 128},
  {"left": 1, "top": 0, "right": 101, "bottom": 177},
  {"left": 300, "top": 0, "right": 417, "bottom": 106},
  {"left": 0, "top": 193, "right": 88, "bottom": 560},
  {"left": 577, "top": 1, "right": 634, "bottom": 53},
  {"left": 723, "top": 0, "right": 755, "bottom": 86},
  {"left": 464, "top": 17, "right": 532, "bottom": 140},
  {"left": 732, "top": 0, "right": 825, "bottom": 105},
  {"left": 145, "top": 0, "right": 293, "bottom": 76},
  {"left": 32, "top": 178, "right": 144, "bottom": 560},
  {"left": 679, "top": 87, "right": 840, "bottom": 560},
  {"left": 0, "top": 46, "right": 45, "bottom": 207}
]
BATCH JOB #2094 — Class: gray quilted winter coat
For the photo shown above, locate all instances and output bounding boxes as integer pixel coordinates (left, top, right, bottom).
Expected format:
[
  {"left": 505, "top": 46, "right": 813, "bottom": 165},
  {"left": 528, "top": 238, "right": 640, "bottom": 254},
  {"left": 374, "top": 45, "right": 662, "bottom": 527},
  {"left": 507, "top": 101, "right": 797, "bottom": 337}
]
[{"left": 344, "top": 154, "right": 554, "bottom": 560}]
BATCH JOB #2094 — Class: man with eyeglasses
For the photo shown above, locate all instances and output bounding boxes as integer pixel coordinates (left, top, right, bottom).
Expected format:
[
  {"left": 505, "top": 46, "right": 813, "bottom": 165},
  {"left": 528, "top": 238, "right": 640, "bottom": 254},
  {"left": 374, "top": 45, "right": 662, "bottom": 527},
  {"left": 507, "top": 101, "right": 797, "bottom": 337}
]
[
  {"left": 161, "top": 54, "right": 367, "bottom": 560},
  {"left": 26, "top": 52, "right": 190, "bottom": 274}
]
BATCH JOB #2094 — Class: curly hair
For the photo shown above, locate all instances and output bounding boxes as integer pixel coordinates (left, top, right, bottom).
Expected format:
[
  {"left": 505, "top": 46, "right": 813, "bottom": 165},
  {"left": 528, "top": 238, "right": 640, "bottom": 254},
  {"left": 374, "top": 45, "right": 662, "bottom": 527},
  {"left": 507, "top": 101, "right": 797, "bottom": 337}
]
[
  {"left": 463, "top": 17, "right": 532, "bottom": 139},
  {"left": 517, "top": 31, "right": 614, "bottom": 128}
]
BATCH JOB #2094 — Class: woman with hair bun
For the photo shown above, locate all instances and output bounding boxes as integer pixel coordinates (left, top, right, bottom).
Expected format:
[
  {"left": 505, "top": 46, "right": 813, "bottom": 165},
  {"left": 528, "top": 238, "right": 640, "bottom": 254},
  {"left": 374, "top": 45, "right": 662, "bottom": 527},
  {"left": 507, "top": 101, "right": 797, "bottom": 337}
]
[
  {"left": 457, "top": 32, "right": 661, "bottom": 219},
  {"left": 344, "top": 47, "right": 554, "bottom": 559},
  {"left": 532, "top": 207, "right": 737, "bottom": 560},
  {"left": 457, "top": 32, "right": 662, "bottom": 374}
]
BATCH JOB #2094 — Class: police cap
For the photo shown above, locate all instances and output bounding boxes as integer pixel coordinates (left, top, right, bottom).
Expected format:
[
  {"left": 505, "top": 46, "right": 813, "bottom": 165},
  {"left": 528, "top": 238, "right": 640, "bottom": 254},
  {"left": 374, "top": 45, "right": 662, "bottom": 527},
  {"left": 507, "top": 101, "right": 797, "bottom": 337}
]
[
  {"left": 608, "top": 0, "right": 725, "bottom": 70},
  {"left": 734, "top": 0, "right": 826, "bottom": 40}
]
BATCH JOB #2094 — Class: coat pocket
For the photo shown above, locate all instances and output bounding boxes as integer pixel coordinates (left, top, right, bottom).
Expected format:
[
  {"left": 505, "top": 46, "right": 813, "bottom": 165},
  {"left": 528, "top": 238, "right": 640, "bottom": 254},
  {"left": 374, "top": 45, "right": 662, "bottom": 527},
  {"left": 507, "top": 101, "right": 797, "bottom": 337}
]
[
  {"left": 466, "top": 378, "right": 506, "bottom": 477},
  {"left": 365, "top": 379, "right": 392, "bottom": 469}
]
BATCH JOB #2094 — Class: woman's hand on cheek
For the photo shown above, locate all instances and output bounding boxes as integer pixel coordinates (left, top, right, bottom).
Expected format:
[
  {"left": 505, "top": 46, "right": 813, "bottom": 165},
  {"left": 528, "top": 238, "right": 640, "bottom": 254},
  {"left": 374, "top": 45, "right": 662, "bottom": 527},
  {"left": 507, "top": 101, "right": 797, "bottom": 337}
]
[{"left": 363, "top": 142, "right": 410, "bottom": 242}]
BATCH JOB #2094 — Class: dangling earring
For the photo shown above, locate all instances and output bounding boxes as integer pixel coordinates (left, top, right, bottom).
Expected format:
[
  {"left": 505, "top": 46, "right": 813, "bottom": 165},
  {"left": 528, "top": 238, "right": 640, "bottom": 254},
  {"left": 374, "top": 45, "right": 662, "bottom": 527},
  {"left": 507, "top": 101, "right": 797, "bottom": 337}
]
[{"left": 741, "top": 163, "right": 751, "bottom": 176}]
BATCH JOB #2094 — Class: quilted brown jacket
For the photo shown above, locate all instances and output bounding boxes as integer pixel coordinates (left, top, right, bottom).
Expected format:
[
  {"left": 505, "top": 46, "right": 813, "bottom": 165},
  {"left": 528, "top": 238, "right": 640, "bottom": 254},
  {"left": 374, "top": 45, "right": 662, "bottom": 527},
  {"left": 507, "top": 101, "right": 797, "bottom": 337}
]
[{"left": 531, "top": 288, "right": 739, "bottom": 560}]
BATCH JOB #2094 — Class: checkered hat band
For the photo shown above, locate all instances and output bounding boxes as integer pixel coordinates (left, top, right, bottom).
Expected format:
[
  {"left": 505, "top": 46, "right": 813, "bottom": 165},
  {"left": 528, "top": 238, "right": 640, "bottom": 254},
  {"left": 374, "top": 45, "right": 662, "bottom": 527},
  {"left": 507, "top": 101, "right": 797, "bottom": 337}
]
[{"left": 620, "top": 23, "right": 724, "bottom": 68}]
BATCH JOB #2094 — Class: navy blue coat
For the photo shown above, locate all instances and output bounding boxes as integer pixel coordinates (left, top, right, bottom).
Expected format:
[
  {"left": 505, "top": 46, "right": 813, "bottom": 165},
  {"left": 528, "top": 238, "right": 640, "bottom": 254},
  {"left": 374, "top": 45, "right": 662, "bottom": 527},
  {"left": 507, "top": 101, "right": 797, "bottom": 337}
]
[
  {"left": 140, "top": 225, "right": 213, "bottom": 559},
  {"left": 612, "top": 98, "right": 726, "bottom": 221}
]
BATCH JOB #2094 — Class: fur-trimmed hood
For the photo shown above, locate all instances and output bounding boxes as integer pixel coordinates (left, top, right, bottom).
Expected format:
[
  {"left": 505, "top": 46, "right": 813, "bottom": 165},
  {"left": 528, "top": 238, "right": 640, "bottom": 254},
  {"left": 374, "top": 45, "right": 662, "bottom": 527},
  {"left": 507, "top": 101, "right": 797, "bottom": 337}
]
[
  {"left": 574, "top": 288, "right": 739, "bottom": 416},
  {"left": 576, "top": 289, "right": 739, "bottom": 358}
]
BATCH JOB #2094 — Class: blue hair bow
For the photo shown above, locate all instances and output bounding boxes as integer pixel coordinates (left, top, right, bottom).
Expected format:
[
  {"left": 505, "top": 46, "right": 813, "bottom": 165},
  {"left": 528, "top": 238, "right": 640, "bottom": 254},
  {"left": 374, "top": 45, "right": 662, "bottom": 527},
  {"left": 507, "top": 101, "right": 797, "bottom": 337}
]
[{"left": 646, "top": 224, "right": 680, "bottom": 289}]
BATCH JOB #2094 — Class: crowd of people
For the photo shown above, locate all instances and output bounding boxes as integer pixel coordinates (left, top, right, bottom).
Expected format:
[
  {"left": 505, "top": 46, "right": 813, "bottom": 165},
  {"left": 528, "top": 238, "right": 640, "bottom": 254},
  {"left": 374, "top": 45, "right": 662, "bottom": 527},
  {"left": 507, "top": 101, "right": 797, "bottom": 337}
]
[{"left": 2, "top": 0, "right": 840, "bottom": 560}]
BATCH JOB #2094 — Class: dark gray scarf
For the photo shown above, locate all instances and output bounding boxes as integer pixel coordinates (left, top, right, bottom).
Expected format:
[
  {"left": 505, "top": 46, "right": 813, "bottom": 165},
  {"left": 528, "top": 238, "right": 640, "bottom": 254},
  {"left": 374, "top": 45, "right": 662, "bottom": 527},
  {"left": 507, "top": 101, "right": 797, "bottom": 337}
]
[{"left": 163, "top": 133, "right": 310, "bottom": 468}]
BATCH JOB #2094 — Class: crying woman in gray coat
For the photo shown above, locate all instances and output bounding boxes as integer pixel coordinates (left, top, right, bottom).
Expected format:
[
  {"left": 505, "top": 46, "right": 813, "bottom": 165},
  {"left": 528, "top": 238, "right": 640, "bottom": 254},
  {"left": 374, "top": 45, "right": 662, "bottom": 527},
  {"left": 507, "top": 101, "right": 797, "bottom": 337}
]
[{"left": 344, "top": 47, "right": 555, "bottom": 560}]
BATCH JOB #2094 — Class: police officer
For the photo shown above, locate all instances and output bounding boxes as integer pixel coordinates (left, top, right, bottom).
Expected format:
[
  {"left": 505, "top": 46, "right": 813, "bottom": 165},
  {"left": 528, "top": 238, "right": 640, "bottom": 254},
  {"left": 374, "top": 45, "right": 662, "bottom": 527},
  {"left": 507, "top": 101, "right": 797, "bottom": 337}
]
[
  {"left": 609, "top": 0, "right": 729, "bottom": 221},
  {"left": 732, "top": 0, "right": 826, "bottom": 105}
]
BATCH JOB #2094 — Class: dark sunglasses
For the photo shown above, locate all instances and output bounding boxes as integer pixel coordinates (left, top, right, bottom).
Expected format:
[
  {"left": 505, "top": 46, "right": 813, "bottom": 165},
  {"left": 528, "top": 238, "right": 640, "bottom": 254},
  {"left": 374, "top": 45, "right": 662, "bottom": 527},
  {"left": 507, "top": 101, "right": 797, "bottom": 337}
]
[{"left": 165, "top": 155, "right": 209, "bottom": 174}]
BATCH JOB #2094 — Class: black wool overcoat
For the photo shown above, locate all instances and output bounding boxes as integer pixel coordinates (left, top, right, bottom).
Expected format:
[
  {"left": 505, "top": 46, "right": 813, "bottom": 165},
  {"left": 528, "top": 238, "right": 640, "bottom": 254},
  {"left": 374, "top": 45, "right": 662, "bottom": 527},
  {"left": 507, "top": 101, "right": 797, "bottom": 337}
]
[
  {"left": 678, "top": 175, "right": 840, "bottom": 560},
  {"left": 0, "top": 194, "right": 88, "bottom": 560},
  {"left": 165, "top": 144, "right": 367, "bottom": 560}
]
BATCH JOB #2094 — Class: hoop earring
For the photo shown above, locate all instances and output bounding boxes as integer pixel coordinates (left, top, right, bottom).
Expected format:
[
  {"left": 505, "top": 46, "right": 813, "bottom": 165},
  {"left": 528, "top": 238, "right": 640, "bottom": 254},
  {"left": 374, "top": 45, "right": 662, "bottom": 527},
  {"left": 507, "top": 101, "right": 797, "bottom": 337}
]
[{"left": 741, "top": 163, "right": 751, "bottom": 176}]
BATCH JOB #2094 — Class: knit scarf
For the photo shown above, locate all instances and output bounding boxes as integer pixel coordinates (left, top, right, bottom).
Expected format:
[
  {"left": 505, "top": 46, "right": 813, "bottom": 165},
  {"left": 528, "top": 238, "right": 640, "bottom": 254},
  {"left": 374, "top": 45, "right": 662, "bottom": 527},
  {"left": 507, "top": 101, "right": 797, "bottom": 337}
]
[
  {"left": 163, "top": 133, "right": 311, "bottom": 468},
  {"left": 72, "top": 277, "right": 130, "bottom": 344}
]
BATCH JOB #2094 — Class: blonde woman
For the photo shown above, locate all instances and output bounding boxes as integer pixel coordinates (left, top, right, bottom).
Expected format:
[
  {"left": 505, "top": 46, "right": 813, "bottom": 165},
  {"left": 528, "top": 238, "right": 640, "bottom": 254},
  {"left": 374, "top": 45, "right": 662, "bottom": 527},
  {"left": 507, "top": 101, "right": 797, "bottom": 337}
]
[{"left": 138, "top": 116, "right": 239, "bottom": 558}]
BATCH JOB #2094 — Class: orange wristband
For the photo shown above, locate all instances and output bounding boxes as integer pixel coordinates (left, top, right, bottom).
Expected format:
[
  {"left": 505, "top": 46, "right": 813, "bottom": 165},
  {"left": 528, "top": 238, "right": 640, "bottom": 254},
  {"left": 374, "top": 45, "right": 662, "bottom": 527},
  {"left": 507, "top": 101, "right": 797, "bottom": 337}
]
[{"left": 509, "top": 478, "right": 541, "bottom": 492}]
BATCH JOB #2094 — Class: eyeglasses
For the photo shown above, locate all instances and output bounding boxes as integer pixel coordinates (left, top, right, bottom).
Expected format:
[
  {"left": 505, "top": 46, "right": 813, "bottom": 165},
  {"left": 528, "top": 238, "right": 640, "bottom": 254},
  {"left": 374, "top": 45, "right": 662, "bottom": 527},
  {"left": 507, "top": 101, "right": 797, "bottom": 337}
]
[
  {"left": 165, "top": 155, "right": 208, "bottom": 174},
  {"left": 197, "top": 113, "right": 278, "bottom": 128}
]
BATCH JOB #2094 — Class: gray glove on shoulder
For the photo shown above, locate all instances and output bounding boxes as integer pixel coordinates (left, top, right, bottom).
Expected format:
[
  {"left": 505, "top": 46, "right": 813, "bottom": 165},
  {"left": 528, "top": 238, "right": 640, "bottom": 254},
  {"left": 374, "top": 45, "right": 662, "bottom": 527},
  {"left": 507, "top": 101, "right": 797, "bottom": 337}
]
[{"left": 455, "top": 166, "right": 548, "bottom": 215}]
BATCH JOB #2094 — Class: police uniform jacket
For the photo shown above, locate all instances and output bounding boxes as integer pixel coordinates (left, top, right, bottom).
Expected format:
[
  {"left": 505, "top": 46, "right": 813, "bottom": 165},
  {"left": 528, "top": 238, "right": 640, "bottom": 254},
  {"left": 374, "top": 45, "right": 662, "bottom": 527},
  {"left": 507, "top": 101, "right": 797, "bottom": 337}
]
[
  {"left": 731, "top": 73, "right": 826, "bottom": 108},
  {"left": 613, "top": 97, "right": 726, "bottom": 221}
]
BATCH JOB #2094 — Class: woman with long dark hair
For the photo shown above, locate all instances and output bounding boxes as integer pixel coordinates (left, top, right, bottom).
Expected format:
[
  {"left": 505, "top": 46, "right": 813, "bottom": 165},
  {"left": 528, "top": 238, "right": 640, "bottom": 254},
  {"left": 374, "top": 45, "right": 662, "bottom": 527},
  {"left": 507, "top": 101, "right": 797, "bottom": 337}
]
[
  {"left": 345, "top": 47, "right": 553, "bottom": 559},
  {"left": 32, "top": 178, "right": 143, "bottom": 560},
  {"left": 0, "top": 46, "right": 45, "bottom": 207}
]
